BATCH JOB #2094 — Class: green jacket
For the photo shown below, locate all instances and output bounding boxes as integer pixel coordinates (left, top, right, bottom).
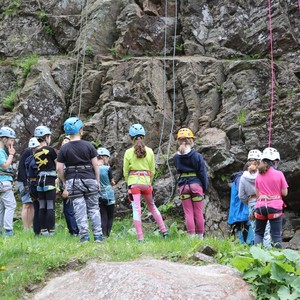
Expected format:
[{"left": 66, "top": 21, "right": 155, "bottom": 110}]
[{"left": 123, "top": 146, "right": 155, "bottom": 186}]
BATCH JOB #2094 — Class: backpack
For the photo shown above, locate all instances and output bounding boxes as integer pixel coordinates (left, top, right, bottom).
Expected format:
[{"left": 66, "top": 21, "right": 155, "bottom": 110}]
[
  {"left": 228, "top": 172, "right": 254, "bottom": 245},
  {"left": 24, "top": 154, "right": 38, "bottom": 199}
]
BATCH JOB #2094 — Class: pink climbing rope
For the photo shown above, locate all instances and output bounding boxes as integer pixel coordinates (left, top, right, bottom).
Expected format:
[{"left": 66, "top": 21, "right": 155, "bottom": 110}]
[
  {"left": 267, "top": 0, "right": 275, "bottom": 147},
  {"left": 298, "top": 0, "right": 300, "bottom": 11}
]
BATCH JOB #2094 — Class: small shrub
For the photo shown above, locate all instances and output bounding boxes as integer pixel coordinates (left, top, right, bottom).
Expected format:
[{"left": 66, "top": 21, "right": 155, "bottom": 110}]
[
  {"left": 237, "top": 109, "right": 246, "bottom": 127},
  {"left": 17, "top": 53, "right": 39, "bottom": 77},
  {"left": 2, "top": 89, "right": 17, "bottom": 111}
]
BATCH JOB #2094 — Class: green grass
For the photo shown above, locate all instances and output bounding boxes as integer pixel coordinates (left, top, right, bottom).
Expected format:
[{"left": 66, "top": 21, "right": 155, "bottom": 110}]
[
  {"left": 0, "top": 209, "right": 244, "bottom": 300},
  {"left": 16, "top": 53, "right": 39, "bottom": 77},
  {"left": 1, "top": 207, "right": 299, "bottom": 300},
  {"left": 2, "top": 89, "right": 18, "bottom": 111}
]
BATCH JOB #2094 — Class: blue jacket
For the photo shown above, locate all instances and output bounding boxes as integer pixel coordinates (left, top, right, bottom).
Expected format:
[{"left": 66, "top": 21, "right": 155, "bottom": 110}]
[{"left": 173, "top": 149, "right": 209, "bottom": 192}]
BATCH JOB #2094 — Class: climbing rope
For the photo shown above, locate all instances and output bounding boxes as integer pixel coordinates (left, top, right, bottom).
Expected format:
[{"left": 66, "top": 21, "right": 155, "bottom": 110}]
[
  {"left": 164, "top": 0, "right": 178, "bottom": 201},
  {"left": 70, "top": 0, "right": 90, "bottom": 118},
  {"left": 155, "top": 0, "right": 168, "bottom": 162},
  {"left": 267, "top": 0, "right": 275, "bottom": 147},
  {"left": 298, "top": 0, "right": 300, "bottom": 11}
]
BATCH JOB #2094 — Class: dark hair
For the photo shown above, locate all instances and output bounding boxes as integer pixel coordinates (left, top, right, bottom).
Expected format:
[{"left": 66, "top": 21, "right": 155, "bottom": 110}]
[
  {"left": 134, "top": 137, "right": 146, "bottom": 158},
  {"left": 258, "top": 159, "right": 271, "bottom": 174}
]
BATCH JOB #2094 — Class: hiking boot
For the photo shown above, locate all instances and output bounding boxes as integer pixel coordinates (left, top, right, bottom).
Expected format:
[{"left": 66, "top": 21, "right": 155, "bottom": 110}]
[
  {"left": 79, "top": 235, "right": 90, "bottom": 243},
  {"left": 94, "top": 235, "right": 103, "bottom": 243},
  {"left": 3, "top": 230, "right": 14, "bottom": 237},
  {"left": 49, "top": 230, "right": 55, "bottom": 236},
  {"left": 138, "top": 239, "right": 144, "bottom": 243}
]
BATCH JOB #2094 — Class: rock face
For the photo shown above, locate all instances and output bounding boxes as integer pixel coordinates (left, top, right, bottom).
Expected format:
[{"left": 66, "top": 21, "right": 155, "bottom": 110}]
[
  {"left": 33, "top": 259, "right": 253, "bottom": 300},
  {"left": 0, "top": 0, "right": 299, "bottom": 239}
]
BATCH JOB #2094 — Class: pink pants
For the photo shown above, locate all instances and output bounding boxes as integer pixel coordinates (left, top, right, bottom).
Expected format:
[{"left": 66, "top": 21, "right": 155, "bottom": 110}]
[
  {"left": 179, "top": 183, "right": 204, "bottom": 235},
  {"left": 129, "top": 184, "right": 167, "bottom": 240}
]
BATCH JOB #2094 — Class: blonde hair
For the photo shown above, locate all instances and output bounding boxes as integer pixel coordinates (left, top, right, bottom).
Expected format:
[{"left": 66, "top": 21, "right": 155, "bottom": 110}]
[{"left": 178, "top": 138, "right": 194, "bottom": 155}]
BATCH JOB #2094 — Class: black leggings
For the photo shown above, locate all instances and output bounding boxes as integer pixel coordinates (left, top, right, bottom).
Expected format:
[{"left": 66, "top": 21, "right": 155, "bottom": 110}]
[
  {"left": 99, "top": 203, "right": 115, "bottom": 237},
  {"left": 38, "top": 189, "right": 56, "bottom": 231}
]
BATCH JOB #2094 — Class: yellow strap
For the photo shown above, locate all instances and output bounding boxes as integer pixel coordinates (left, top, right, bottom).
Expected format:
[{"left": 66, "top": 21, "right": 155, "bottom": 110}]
[{"left": 180, "top": 172, "right": 197, "bottom": 178}]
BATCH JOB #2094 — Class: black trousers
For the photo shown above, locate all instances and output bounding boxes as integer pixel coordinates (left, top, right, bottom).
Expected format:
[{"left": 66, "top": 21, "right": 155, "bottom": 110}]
[{"left": 99, "top": 203, "right": 115, "bottom": 237}]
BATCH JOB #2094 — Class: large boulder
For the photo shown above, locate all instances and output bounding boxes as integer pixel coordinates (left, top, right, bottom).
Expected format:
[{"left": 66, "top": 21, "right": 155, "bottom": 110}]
[{"left": 33, "top": 259, "right": 253, "bottom": 299}]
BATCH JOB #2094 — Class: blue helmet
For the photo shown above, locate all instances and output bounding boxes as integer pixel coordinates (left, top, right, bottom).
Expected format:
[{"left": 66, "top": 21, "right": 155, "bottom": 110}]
[
  {"left": 129, "top": 124, "right": 145, "bottom": 137},
  {"left": 0, "top": 126, "right": 16, "bottom": 138},
  {"left": 34, "top": 126, "right": 51, "bottom": 137},
  {"left": 64, "top": 117, "right": 83, "bottom": 135},
  {"left": 97, "top": 147, "right": 110, "bottom": 157}
]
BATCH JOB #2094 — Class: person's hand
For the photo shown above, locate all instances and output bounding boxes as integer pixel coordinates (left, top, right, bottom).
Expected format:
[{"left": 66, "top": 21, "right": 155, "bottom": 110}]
[
  {"left": 62, "top": 189, "right": 69, "bottom": 199},
  {"left": 248, "top": 165, "right": 257, "bottom": 174},
  {"left": 8, "top": 144, "right": 16, "bottom": 156}
]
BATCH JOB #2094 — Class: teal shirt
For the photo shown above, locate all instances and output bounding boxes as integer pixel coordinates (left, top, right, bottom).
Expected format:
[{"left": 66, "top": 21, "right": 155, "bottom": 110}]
[{"left": 0, "top": 148, "right": 13, "bottom": 182}]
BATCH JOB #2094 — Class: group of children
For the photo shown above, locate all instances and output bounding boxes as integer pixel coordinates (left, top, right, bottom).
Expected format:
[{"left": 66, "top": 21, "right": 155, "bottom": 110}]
[
  {"left": 0, "top": 120, "right": 288, "bottom": 248},
  {"left": 229, "top": 147, "right": 288, "bottom": 248}
]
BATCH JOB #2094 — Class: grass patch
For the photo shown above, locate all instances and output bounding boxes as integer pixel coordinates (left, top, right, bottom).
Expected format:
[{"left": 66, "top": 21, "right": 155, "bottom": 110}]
[
  {"left": 1, "top": 209, "right": 299, "bottom": 300},
  {"left": 16, "top": 53, "right": 39, "bottom": 77},
  {"left": 2, "top": 89, "right": 18, "bottom": 111}
]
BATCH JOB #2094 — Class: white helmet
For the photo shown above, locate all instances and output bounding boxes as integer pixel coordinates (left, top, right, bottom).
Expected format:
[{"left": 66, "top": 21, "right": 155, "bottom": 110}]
[
  {"left": 28, "top": 137, "right": 40, "bottom": 149},
  {"left": 247, "top": 149, "right": 262, "bottom": 160},
  {"left": 261, "top": 147, "right": 280, "bottom": 161}
]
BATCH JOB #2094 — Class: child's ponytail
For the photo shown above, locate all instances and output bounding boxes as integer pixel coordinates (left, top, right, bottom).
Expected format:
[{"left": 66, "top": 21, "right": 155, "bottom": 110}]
[{"left": 134, "top": 137, "right": 146, "bottom": 158}]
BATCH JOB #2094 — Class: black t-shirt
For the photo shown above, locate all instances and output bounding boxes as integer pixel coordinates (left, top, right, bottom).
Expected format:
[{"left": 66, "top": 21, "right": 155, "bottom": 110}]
[
  {"left": 34, "top": 146, "right": 57, "bottom": 172},
  {"left": 57, "top": 140, "right": 98, "bottom": 180},
  {"left": 17, "top": 147, "right": 32, "bottom": 184}
]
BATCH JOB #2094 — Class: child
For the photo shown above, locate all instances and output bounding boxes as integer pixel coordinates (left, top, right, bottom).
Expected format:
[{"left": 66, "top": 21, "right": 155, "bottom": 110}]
[
  {"left": 16, "top": 138, "right": 39, "bottom": 230},
  {"left": 173, "top": 128, "right": 209, "bottom": 239},
  {"left": 56, "top": 117, "right": 102, "bottom": 243},
  {"left": 0, "top": 126, "right": 17, "bottom": 236},
  {"left": 123, "top": 124, "right": 168, "bottom": 242},
  {"left": 254, "top": 147, "right": 288, "bottom": 248},
  {"left": 97, "top": 147, "right": 115, "bottom": 237},
  {"left": 57, "top": 136, "right": 79, "bottom": 236},
  {"left": 239, "top": 149, "right": 271, "bottom": 247},
  {"left": 34, "top": 126, "right": 57, "bottom": 236}
]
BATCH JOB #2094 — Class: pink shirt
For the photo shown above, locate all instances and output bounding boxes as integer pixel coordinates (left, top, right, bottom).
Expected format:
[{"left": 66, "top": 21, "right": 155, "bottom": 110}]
[{"left": 255, "top": 167, "right": 288, "bottom": 210}]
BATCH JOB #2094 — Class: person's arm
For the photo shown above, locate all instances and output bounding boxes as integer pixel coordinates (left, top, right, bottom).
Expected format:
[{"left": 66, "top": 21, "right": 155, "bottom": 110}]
[
  {"left": 197, "top": 154, "right": 209, "bottom": 193},
  {"left": 281, "top": 188, "right": 288, "bottom": 197},
  {"left": 149, "top": 149, "right": 155, "bottom": 184},
  {"left": 1, "top": 144, "right": 15, "bottom": 170},
  {"left": 123, "top": 150, "right": 129, "bottom": 183},
  {"left": 238, "top": 177, "right": 248, "bottom": 205},
  {"left": 56, "top": 162, "right": 65, "bottom": 183},
  {"left": 91, "top": 156, "right": 100, "bottom": 190}
]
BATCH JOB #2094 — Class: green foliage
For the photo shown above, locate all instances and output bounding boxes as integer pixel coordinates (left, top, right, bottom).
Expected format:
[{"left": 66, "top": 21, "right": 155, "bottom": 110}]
[
  {"left": 226, "top": 247, "right": 300, "bottom": 300},
  {"left": 3, "top": 0, "right": 20, "bottom": 14},
  {"left": 159, "top": 202, "right": 175, "bottom": 214},
  {"left": 220, "top": 174, "right": 229, "bottom": 183},
  {"left": 108, "top": 47, "right": 117, "bottom": 57},
  {"left": 237, "top": 109, "right": 246, "bottom": 127},
  {"left": 85, "top": 46, "right": 94, "bottom": 58},
  {"left": 16, "top": 53, "right": 39, "bottom": 77},
  {"left": 175, "top": 44, "right": 184, "bottom": 53},
  {"left": 37, "top": 10, "right": 54, "bottom": 36},
  {"left": 216, "top": 84, "right": 223, "bottom": 94},
  {"left": 2, "top": 89, "right": 17, "bottom": 111}
]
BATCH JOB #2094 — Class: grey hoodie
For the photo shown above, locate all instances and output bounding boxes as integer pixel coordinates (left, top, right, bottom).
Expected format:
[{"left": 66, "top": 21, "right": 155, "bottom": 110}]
[{"left": 238, "top": 171, "right": 258, "bottom": 207}]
